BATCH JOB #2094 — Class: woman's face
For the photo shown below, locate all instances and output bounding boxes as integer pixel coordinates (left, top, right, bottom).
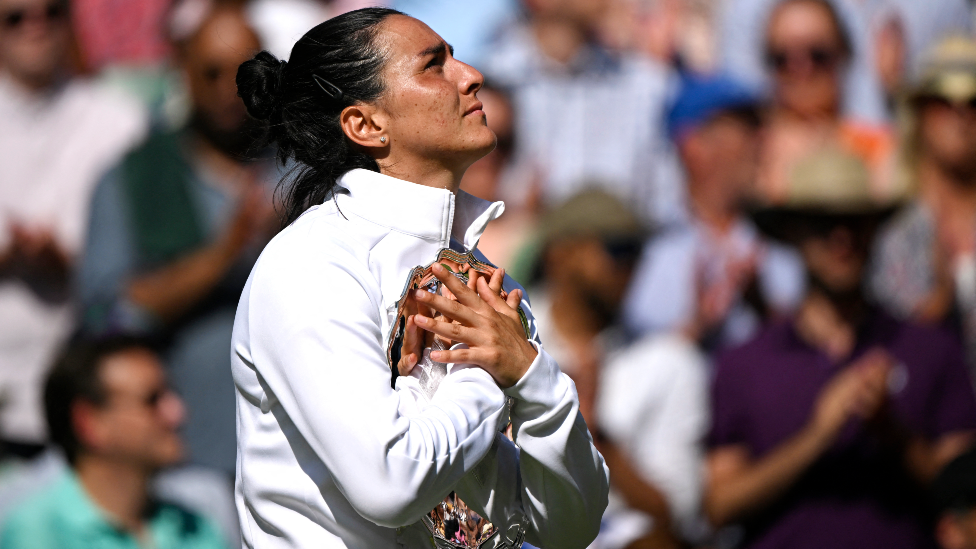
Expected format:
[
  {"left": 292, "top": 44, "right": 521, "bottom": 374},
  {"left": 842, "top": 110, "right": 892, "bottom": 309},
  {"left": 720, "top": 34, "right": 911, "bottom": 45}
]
[
  {"left": 373, "top": 16, "right": 496, "bottom": 173},
  {"left": 766, "top": 0, "right": 846, "bottom": 118}
]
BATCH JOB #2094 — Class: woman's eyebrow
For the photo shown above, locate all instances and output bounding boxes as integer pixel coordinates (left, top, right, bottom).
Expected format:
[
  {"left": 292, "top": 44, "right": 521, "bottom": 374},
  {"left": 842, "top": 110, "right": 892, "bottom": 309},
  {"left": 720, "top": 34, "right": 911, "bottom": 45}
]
[{"left": 418, "top": 42, "right": 455, "bottom": 59}]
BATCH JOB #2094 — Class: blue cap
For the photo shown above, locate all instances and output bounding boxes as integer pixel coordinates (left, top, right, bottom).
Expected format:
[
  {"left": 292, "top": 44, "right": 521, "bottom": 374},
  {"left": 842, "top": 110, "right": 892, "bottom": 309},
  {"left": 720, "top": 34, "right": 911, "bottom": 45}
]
[{"left": 666, "top": 73, "right": 764, "bottom": 141}]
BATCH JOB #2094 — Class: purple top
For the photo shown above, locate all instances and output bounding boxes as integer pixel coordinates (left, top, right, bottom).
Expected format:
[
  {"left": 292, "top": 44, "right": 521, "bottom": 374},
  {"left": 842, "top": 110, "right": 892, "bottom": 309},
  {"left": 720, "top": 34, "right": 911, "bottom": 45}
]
[{"left": 709, "top": 310, "right": 976, "bottom": 549}]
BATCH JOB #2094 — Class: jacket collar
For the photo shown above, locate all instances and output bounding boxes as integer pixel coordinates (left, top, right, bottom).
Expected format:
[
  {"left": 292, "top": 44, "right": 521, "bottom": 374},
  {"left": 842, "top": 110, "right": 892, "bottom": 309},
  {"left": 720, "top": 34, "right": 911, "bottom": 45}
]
[{"left": 335, "top": 168, "right": 505, "bottom": 251}]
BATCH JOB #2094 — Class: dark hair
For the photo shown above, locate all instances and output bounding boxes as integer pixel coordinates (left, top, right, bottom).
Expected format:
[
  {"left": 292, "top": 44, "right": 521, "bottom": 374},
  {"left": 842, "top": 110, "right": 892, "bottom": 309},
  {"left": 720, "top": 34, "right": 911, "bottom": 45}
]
[
  {"left": 236, "top": 8, "right": 403, "bottom": 225},
  {"left": 766, "top": 0, "right": 853, "bottom": 59},
  {"left": 44, "top": 336, "right": 157, "bottom": 465}
]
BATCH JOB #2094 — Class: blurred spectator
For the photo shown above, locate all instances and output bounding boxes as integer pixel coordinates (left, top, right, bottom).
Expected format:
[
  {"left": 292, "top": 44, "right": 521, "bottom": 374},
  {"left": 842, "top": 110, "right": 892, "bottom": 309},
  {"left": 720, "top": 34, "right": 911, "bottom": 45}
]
[
  {"left": 623, "top": 74, "right": 805, "bottom": 349},
  {"left": 0, "top": 337, "right": 228, "bottom": 549},
  {"left": 862, "top": 0, "right": 972, "bottom": 107},
  {"left": 0, "top": 0, "right": 147, "bottom": 453},
  {"left": 77, "top": 0, "right": 275, "bottom": 475},
  {"left": 872, "top": 36, "right": 976, "bottom": 386},
  {"left": 932, "top": 446, "right": 976, "bottom": 549},
  {"left": 393, "top": 0, "right": 517, "bottom": 69},
  {"left": 72, "top": 0, "right": 172, "bottom": 71},
  {"left": 720, "top": 0, "right": 887, "bottom": 124},
  {"left": 754, "top": 0, "right": 895, "bottom": 204},
  {"left": 480, "top": 0, "right": 681, "bottom": 224},
  {"left": 705, "top": 149, "right": 976, "bottom": 549},
  {"left": 528, "top": 190, "right": 706, "bottom": 548}
]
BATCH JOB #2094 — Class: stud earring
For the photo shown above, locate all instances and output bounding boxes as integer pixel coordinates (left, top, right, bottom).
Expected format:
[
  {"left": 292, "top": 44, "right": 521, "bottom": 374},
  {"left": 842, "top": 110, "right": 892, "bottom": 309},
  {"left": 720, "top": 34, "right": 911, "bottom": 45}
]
[{"left": 380, "top": 137, "right": 387, "bottom": 144}]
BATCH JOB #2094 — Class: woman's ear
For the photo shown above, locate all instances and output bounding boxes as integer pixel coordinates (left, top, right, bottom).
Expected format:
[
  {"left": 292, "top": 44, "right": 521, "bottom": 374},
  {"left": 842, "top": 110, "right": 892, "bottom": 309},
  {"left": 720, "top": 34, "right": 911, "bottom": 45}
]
[{"left": 340, "top": 104, "right": 390, "bottom": 151}]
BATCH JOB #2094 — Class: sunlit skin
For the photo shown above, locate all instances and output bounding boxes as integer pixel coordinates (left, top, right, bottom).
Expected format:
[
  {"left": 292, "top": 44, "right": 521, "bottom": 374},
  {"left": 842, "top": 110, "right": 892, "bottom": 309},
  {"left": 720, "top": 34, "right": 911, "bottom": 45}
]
[
  {"left": 341, "top": 15, "right": 496, "bottom": 194},
  {"left": 681, "top": 114, "right": 762, "bottom": 230},
  {"left": 920, "top": 99, "right": 976, "bottom": 181},
  {"left": 72, "top": 348, "right": 187, "bottom": 534},
  {"left": 344, "top": 15, "right": 536, "bottom": 387},
  {"left": 179, "top": 6, "right": 261, "bottom": 137},
  {"left": 0, "top": 0, "right": 68, "bottom": 91},
  {"left": 939, "top": 510, "right": 976, "bottom": 549},
  {"left": 767, "top": 0, "right": 846, "bottom": 120},
  {"left": 77, "top": 349, "right": 186, "bottom": 469}
]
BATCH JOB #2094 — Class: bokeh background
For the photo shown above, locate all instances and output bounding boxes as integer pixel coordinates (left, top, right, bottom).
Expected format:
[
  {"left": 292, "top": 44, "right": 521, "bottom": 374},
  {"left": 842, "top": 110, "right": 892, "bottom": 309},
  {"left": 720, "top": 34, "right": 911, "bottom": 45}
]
[{"left": 3, "top": 0, "right": 976, "bottom": 548}]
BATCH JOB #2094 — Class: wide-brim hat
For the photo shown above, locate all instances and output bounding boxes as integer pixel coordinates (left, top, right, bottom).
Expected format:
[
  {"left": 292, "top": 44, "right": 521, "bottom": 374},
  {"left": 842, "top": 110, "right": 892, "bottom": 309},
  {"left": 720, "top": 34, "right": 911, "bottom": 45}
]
[
  {"left": 751, "top": 148, "right": 903, "bottom": 242},
  {"left": 910, "top": 35, "right": 976, "bottom": 104},
  {"left": 537, "top": 187, "right": 646, "bottom": 247}
]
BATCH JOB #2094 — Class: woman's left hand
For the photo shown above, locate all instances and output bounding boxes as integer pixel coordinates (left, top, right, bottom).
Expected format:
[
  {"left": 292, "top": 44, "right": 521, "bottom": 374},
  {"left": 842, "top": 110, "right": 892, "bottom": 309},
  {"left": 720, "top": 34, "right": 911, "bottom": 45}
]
[{"left": 412, "top": 263, "right": 537, "bottom": 388}]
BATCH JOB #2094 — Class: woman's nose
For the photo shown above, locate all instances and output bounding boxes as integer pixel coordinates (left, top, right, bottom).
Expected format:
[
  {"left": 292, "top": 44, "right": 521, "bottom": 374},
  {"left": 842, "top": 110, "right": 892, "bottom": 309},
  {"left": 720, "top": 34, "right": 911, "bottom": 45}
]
[{"left": 455, "top": 60, "right": 484, "bottom": 96}]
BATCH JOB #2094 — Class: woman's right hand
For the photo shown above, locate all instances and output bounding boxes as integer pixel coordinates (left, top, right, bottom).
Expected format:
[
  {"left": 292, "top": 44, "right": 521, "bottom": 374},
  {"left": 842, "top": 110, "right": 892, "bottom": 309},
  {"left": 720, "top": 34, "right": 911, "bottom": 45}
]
[{"left": 411, "top": 264, "right": 537, "bottom": 388}]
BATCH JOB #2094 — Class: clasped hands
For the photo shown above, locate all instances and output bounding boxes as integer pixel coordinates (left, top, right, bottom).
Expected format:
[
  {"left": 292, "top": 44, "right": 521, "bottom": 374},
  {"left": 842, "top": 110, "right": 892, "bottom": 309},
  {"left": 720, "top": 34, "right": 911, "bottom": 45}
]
[{"left": 396, "top": 263, "right": 537, "bottom": 389}]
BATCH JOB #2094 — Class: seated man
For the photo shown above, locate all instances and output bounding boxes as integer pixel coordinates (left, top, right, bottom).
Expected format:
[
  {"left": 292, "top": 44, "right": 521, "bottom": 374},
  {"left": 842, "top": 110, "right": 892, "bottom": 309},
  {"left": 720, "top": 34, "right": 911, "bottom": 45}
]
[
  {"left": 623, "top": 73, "right": 804, "bottom": 350},
  {"left": 529, "top": 190, "right": 708, "bottom": 547},
  {"left": 705, "top": 150, "right": 976, "bottom": 549},
  {"left": 0, "top": 337, "right": 227, "bottom": 549},
  {"left": 932, "top": 446, "right": 976, "bottom": 549}
]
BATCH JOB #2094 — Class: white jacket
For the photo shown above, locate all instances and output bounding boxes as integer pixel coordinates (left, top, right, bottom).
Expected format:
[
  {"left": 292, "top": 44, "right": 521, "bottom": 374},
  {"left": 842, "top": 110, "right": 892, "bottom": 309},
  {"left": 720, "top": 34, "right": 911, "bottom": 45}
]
[{"left": 230, "top": 169, "right": 609, "bottom": 548}]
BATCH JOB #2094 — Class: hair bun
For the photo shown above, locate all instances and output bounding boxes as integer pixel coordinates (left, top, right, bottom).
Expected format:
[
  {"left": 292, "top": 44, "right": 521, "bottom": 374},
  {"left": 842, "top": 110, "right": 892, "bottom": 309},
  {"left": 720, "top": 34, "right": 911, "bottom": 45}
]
[{"left": 237, "top": 51, "right": 287, "bottom": 121}]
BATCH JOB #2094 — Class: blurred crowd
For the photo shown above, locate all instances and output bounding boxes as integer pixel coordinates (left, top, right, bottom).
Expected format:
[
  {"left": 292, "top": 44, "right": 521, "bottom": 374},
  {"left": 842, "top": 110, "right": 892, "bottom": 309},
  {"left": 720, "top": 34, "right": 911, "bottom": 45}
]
[{"left": 3, "top": 0, "right": 976, "bottom": 548}]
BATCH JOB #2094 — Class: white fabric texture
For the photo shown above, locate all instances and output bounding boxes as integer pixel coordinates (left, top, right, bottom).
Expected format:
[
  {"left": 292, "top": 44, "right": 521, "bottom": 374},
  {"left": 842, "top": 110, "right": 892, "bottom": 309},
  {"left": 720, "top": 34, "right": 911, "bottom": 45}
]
[
  {"left": 0, "top": 74, "right": 147, "bottom": 442},
  {"left": 231, "top": 169, "right": 609, "bottom": 548},
  {"left": 596, "top": 334, "right": 710, "bottom": 543}
]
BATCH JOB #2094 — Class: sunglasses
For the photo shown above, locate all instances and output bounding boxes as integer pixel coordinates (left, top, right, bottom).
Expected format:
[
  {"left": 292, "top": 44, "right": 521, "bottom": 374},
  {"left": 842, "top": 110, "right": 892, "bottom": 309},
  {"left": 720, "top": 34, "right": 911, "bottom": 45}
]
[
  {"left": 765, "top": 45, "right": 841, "bottom": 74},
  {"left": 2, "top": 1, "right": 65, "bottom": 30},
  {"left": 917, "top": 95, "right": 976, "bottom": 112}
]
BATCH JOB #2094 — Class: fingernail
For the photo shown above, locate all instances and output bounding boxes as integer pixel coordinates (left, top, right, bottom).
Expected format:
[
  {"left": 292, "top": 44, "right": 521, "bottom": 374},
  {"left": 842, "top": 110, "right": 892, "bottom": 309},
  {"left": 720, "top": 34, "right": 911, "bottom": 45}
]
[
  {"left": 415, "top": 315, "right": 428, "bottom": 325},
  {"left": 430, "top": 351, "right": 443, "bottom": 361},
  {"left": 414, "top": 290, "right": 426, "bottom": 299}
]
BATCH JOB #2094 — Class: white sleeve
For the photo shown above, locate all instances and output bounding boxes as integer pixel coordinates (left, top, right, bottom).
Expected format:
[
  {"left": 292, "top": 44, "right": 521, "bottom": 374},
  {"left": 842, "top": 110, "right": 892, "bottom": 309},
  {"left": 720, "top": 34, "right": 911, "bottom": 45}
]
[
  {"left": 599, "top": 337, "right": 708, "bottom": 538},
  {"left": 455, "top": 344, "right": 610, "bottom": 549},
  {"left": 242, "top": 248, "right": 508, "bottom": 528}
]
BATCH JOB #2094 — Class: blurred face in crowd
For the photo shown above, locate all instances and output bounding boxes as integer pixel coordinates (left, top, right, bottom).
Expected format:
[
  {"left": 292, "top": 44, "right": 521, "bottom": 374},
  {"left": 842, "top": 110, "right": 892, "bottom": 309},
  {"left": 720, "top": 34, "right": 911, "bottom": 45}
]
[
  {"left": 523, "top": 0, "right": 608, "bottom": 25},
  {"left": 460, "top": 86, "right": 514, "bottom": 201},
  {"left": 0, "top": 0, "right": 68, "bottom": 90},
  {"left": 918, "top": 94, "right": 976, "bottom": 182},
  {"left": 545, "top": 236, "right": 640, "bottom": 320},
  {"left": 798, "top": 216, "right": 876, "bottom": 295},
  {"left": 369, "top": 15, "right": 496, "bottom": 174},
  {"left": 681, "top": 111, "right": 762, "bottom": 205},
  {"left": 78, "top": 349, "right": 186, "bottom": 470},
  {"left": 179, "top": 6, "right": 260, "bottom": 151},
  {"left": 766, "top": 0, "right": 848, "bottom": 118},
  {"left": 938, "top": 509, "right": 976, "bottom": 549}
]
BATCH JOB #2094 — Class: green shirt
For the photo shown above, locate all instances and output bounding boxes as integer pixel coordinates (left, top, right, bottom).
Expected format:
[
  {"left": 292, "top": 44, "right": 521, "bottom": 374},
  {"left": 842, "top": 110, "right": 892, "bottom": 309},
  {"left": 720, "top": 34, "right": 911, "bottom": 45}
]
[{"left": 0, "top": 472, "right": 229, "bottom": 549}]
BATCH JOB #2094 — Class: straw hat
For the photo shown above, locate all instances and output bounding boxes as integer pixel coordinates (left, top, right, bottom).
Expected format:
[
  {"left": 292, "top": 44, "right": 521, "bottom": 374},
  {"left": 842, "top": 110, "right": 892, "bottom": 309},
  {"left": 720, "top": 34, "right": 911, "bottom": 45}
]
[
  {"left": 752, "top": 149, "right": 903, "bottom": 241},
  {"left": 911, "top": 35, "right": 976, "bottom": 103},
  {"left": 537, "top": 188, "right": 645, "bottom": 246}
]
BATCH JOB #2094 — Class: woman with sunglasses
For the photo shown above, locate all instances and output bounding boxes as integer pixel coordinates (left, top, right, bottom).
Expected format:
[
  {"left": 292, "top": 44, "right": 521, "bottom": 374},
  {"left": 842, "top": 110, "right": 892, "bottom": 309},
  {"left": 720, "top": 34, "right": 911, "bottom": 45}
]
[
  {"left": 756, "top": 0, "right": 894, "bottom": 204},
  {"left": 231, "top": 8, "right": 608, "bottom": 549}
]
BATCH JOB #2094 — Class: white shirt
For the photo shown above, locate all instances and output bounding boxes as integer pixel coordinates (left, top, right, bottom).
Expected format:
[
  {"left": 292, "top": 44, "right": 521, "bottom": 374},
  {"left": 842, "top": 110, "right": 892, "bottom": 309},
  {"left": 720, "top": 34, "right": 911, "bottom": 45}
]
[
  {"left": 0, "top": 74, "right": 147, "bottom": 442},
  {"left": 597, "top": 334, "right": 710, "bottom": 545},
  {"left": 481, "top": 24, "right": 682, "bottom": 224},
  {"left": 623, "top": 218, "right": 805, "bottom": 347},
  {"left": 231, "top": 169, "right": 609, "bottom": 548}
]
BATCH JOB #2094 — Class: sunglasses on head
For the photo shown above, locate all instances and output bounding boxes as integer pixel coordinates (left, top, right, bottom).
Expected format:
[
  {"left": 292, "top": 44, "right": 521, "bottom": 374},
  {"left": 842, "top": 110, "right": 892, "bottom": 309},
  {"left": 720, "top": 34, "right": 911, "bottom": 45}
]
[
  {"left": 765, "top": 45, "right": 841, "bottom": 73},
  {"left": 2, "top": 1, "right": 65, "bottom": 30}
]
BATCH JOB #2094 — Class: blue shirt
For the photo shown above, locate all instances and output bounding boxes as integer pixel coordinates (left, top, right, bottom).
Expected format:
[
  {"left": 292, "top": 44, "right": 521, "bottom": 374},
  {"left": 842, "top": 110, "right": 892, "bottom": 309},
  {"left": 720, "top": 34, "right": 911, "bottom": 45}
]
[{"left": 0, "top": 472, "right": 228, "bottom": 549}]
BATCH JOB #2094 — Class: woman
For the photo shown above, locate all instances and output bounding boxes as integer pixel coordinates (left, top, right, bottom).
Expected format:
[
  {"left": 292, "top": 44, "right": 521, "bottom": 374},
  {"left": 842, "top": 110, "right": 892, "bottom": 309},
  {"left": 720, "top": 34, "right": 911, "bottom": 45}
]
[
  {"left": 757, "top": 0, "right": 894, "bottom": 203},
  {"left": 231, "top": 8, "right": 609, "bottom": 549}
]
